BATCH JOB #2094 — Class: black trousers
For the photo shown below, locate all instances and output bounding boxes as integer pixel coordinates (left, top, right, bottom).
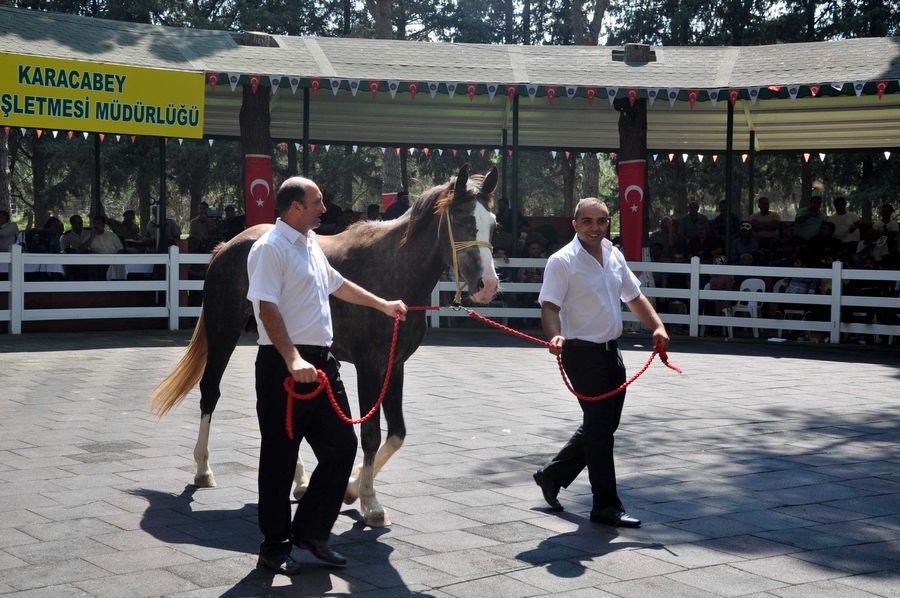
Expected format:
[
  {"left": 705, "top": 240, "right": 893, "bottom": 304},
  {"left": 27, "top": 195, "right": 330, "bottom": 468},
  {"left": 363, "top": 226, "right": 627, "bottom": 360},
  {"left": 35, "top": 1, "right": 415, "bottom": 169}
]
[
  {"left": 255, "top": 345, "right": 357, "bottom": 558},
  {"left": 541, "top": 341, "right": 627, "bottom": 511}
]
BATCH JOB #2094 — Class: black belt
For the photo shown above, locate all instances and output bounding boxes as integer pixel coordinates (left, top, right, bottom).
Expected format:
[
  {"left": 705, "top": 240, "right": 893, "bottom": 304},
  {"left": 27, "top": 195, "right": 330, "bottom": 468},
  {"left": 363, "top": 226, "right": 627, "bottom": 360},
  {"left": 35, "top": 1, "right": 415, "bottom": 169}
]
[
  {"left": 296, "top": 345, "right": 331, "bottom": 359},
  {"left": 565, "top": 338, "right": 617, "bottom": 351}
]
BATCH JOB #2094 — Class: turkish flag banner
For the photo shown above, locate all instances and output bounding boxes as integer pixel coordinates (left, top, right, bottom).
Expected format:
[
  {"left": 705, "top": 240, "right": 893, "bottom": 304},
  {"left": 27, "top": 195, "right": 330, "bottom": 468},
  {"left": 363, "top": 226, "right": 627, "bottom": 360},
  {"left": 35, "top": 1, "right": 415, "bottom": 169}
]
[
  {"left": 382, "top": 192, "right": 398, "bottom": 212},
  {"left": 244, "top": 154, "right": 275, "bottom": 227},
  {"left": 617, "top": 159, "right": 646, "bottom": 262}
]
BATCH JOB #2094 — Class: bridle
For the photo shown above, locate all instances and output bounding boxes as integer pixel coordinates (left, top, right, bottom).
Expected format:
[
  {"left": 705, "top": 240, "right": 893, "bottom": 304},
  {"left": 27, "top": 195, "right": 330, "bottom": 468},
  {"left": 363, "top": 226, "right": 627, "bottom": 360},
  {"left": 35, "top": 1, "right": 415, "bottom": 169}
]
[{"left": 444, "top": 207, "right": 492, "bottom": 306}]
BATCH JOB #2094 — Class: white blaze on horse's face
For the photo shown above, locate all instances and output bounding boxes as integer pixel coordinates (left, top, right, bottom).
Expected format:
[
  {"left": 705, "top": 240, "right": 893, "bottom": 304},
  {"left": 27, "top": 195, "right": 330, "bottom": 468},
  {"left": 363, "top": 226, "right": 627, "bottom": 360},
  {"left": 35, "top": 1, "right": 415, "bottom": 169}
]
[{"left": 469, "top": 201, "right": 499, "bottom": 304}]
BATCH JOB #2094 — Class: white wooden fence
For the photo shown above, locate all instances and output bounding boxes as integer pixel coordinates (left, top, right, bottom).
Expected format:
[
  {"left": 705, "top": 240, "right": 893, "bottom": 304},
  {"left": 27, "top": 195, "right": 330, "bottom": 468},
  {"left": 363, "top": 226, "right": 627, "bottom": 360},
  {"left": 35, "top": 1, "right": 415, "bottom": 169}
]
[{"left": 2, "top": 246, "right": 898, "bottom": 344}]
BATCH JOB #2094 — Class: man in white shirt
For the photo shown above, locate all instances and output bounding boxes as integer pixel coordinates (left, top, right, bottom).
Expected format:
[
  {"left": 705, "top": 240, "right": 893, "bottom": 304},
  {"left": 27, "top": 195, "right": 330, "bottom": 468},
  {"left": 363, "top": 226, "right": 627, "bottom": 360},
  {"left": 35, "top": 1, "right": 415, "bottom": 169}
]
[
  {"left": 0, "top": 210, "right": 19, "bottom": 253},
  {"left": 87, "top": 215, "right": 124, "bottom": 254},
  {"left": 247, "top": 176, "right": 406, "bottom": 576},
  {"left": 533, "top": 197, "right": 669, "bottom": 529},
  {"left": 827, "top": 196, "right": 860, "bottom": 249}
]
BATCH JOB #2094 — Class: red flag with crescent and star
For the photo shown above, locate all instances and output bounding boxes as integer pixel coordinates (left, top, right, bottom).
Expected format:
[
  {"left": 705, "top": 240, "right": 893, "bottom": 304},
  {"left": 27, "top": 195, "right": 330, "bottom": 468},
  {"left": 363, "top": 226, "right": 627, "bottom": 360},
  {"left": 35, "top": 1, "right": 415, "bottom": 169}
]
[
  {"left": 244, "top": 154, "right": 275, "bottom": 226},
  {"left": 618, "top": 159, "right": 646, "bottom": 261}
]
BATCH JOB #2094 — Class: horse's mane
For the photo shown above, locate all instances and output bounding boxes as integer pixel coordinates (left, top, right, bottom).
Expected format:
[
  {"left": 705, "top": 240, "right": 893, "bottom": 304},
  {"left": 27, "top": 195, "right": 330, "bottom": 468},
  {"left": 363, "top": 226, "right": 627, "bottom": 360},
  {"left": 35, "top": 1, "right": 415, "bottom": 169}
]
[{"left": 401, "top": 174, "right": 492, "bottom": 246}]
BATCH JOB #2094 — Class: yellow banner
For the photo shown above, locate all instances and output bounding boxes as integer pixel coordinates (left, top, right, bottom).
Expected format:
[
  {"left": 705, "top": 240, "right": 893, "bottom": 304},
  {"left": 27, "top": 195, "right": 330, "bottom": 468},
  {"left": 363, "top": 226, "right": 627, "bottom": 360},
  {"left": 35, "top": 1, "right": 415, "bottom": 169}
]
[{"left": 0, "top": 52, "right": 204, "bottom": 138}]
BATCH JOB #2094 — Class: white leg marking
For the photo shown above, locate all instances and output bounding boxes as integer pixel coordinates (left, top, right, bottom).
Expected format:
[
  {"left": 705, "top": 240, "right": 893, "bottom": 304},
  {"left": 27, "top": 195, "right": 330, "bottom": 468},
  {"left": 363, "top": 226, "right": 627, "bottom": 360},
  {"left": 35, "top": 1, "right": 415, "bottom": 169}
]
[
  {"left": 359, "top": 436, "right": 404, "bottom": 527},
  {"left": 193, "top": 413, "right": 216, "bottom": 487},
  {"left": 293, "top": 454, "right": 310, "bottom": 500},
  {"left": 344, "top": 463, "right": 363, "bottom": 504}
]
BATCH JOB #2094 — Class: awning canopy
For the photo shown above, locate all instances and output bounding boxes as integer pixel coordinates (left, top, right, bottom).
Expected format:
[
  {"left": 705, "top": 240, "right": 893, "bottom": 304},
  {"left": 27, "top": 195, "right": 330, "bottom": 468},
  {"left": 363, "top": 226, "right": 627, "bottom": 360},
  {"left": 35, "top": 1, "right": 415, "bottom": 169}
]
[{"left": 3, "top": 6, "right": 899, "bottom": 152}]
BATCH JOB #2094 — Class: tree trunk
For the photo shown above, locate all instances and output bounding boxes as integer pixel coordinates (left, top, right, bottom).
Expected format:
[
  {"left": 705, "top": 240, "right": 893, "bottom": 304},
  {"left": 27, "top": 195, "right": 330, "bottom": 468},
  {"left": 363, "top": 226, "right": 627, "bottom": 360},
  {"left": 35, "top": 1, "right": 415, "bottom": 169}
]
[
  {"left": 400, "top": 148, "right": 409, "bottom": 191},
  {"left": 800, "top": 158, "right": 812, "bottom": 207},
  {"left": 581, "top": 153, "right": 599, "bottom": 203},
  {"left": 382, "top": 148, "right": 401, "bottom": 195},
  {"left": 342, "top": 146, "right": 353, "bottom": 205},
  {"left": 522, "top": 0, "right": 532, "bottom": 44},
  {"left": 342, "top": 0, "right": 352, "bottom": 35},
  {"left": 239, "top": 84, "right": 273, "bottom": 217},
  {"left": 32, "top": 135, "right": 48, "bottom": 225},
  {"left": 0, "top": 128, "right": 9, "bottom": 212},
  {"left": 370, "top": 0, "right": 392, "bottom": 39},
  {"left": 615, "top": 98, "right": 649, "bottom": 244},
  {"left": 570, "top": 0, "right": 608, "bottom": 45},
  {"left": 861, "top": 155, "right": 873, "bottom": 221},
  {"left": 561, "top": 155, "right": 576, "bottom": 213},
  {"left": 504, "top": 0, "right": 514, "bottom": 42}
]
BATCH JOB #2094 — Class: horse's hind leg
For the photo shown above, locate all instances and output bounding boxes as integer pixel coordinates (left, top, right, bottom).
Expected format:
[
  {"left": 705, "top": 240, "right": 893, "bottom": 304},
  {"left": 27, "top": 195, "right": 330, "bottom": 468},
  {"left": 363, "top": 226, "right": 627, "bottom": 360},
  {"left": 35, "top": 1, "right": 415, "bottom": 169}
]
[
  {"left": 194, "top": 316, "right": 244, "bottom": 488},
  {"left": 292, "top": 454, "right": 311, "bottom": 500}
]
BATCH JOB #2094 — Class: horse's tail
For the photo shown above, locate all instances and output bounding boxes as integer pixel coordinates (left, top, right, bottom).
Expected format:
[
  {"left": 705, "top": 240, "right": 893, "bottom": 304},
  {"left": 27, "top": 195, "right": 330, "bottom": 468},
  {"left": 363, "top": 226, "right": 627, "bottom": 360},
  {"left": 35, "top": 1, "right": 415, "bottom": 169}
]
[{"left": 149, "top": 310, "right": 208, "bottom": 420}]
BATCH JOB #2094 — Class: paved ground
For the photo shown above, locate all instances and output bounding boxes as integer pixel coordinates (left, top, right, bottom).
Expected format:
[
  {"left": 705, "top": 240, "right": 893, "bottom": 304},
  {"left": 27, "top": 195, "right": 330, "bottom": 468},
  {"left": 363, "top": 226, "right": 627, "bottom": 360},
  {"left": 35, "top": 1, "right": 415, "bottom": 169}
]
[{"left": 0, "top": 326, "right": 898, "bottom": 597}]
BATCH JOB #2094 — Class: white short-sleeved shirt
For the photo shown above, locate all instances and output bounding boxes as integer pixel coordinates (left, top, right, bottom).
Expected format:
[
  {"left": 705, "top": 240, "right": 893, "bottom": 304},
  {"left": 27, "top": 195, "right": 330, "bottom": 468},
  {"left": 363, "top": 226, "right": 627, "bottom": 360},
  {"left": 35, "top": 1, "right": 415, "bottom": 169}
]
[
  {"left": 538, "top": 236, "right": 642, "bottom": 344},
  {"left": 247, "top": 218, "right": 344, "bottom": 346}
]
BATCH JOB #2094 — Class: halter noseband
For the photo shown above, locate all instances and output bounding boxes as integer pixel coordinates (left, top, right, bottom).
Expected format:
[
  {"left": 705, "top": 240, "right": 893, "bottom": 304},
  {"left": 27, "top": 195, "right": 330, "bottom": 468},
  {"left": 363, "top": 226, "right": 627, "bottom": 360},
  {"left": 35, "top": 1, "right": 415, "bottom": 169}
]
[{"left": 445, "top": 209, "right": 492, "bottom": 306}]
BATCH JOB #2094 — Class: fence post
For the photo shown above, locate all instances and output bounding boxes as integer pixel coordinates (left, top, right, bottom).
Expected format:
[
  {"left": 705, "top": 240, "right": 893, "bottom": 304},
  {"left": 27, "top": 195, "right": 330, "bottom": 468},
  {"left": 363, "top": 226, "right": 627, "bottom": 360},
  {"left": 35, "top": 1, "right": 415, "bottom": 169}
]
[
  {"left": 688, "top": 256, "right": 701, "bottom": 337},
  {"left": 168, "top": 245, "right": 180, "bottom": 331},
  {"left": 430, "top": 284, "right": 441, "bottom": 328},
  {"left": 10, "top": 244, "right": 23, "bottom": 334},
  {"left": 830, "top": 260, "right": 842, "bottom": 344}
]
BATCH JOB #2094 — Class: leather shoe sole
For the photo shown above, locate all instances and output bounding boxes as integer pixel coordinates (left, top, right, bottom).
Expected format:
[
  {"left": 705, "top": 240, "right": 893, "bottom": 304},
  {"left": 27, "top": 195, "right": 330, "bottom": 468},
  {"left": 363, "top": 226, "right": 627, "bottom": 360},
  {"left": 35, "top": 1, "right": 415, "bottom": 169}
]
[
  {"left": 257, "top": 553, "right": 303, "bottom": 576},
  {"left": 590, "top": 506, "right": 641, "bottom": 528},
  {"left": 294, "top": 538, "right": 348, "bottom": 567},
  {"left": 533, "top": 470, "right": 563, "bottom": 512}
]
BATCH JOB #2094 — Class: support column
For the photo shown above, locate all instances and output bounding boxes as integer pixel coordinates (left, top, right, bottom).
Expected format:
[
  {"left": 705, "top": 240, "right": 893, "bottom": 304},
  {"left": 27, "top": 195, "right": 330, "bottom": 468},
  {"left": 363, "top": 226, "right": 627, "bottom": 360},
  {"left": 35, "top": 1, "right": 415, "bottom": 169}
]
[
  {"left": 511, "top": 94, "right": 520, "bottom": 256},
  {"left": 724, "top": 100, "right": 735, "bottom": 261},
  {"left": 157, "top": 137, "right": 168, "bottom": 252},
  {"left": 91, "top": 133, "right": 101, "bottom": 220},
  {"left": 302, "top": 88, "right": 310, "bottom": 176},
  {"left": 747, "top": 130, "right": 756, "bottom": 217}
]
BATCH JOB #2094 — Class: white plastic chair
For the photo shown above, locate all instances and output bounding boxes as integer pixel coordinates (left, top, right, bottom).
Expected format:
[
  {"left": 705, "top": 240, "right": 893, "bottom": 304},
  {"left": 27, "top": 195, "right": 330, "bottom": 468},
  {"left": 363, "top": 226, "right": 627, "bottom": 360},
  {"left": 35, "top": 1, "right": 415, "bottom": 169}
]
[
  {"left": 774, "top": 277, "right": 808, "bottom": 338},
  {"left": 723, "top": 278, "right": 766, "bottom": 338}
]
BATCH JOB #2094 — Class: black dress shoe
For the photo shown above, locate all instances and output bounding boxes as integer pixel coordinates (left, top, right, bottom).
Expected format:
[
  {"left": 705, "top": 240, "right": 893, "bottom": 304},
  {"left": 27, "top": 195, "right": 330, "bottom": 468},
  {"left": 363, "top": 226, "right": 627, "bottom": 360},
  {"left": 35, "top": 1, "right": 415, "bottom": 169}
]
[
  {"left": 294, "top": 538, "right": 348, "bottom": 567},
  {"left": 590, "top": 506, "right": 641, "bottom": 528},
  {"left": 257, "top": 552, "right": 303, "bottom": 576},
  {"left": 533, "top": 469, "right": 563, "bottom": 512}
]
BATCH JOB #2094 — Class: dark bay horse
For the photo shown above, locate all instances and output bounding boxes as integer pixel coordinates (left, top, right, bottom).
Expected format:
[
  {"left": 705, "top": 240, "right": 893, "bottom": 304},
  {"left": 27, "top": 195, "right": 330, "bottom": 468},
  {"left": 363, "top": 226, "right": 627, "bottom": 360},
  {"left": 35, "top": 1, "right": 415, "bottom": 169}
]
[{"left": 150, "top": 165, "right": 499, "bottom": 527}]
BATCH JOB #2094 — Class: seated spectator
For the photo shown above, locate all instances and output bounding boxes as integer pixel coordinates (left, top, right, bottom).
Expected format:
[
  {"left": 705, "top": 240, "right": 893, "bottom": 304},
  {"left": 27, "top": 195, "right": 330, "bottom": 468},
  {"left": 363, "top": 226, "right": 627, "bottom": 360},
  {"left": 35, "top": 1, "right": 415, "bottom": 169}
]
[
  {"left": 108, "top": 209, "right": 142, "bottom": 247},
  {"left": 221, "top": 205, "right": 246, "bottom": 241},
  {"left": 516, "top": 240, "right": 546, "bottom": 283},
  {"left": 316, "top": 192, "right": 344, "bottom": 234},
  {"left": 794, "top": 196, "right": 825, "bottom": 241},
  {"left": 366, "top": 203, "right": 381, "bottom": 221},
  {"left": 87, "top": 215, "right": 124, "bottom": 254},
  {"left": 60, "top": 214, "right": 91, "bottom": 253},
  {"left": 872, "top": 203, "right": 898, "bottom": 236},
  {"left": 25, "top": 217, "right": 63, "bottom": 253},
  {"left": 679, "top": 200, "right": 708, "bottom": 242},
  {"left": 686, "top": 220, "right": 721, "bottom": 262},
  {"left": 784, "top": 255, "right": 818, "bottom": 295},
  {"left": 383, "top": 190, "right": 410, "bottom": 221},
  {"left": 496, "top": 196, "right": 528, "bottom": 234},
  {"left": 844, "top": 254, "right": 894, "bottom": 343},
  {"left": 713, "top": 200, "right": 741, "bottom": 239},
  {"left": 492, "top": 247, "right": 514, "bottom": 283},
  {"left": 188, "top": 201, "right": 218, "bottom": 254},
  {"left": 730, "top": 221, "right": 759, "bottom": 263},
  {"left": 828, "top": 196, "right": 859, "bottom": 252},
  {"left": 769, "top": 223, "right": 804, "bottom": 267},
  {"left": 0, "top": 209, "right": 19, "bottom": 253},
  {"left": 649, "top": 216, "right": 683, "bottom": 260},
  {"left": 706, "top": 255, "right": 735, "bottom": 327},
  {"left": 749, "top": 196, "right": 781, "bottom": 249},
  {"left": 808, "top": 221, "right": 844, "bottom": 259}
]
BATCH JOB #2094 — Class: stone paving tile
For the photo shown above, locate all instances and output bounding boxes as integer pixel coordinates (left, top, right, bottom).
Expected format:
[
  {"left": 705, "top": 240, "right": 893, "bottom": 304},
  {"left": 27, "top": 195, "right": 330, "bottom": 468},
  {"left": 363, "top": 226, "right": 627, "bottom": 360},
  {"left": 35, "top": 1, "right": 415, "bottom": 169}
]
[
  {"left": 832, "top": 570, "right": 900, "bottom": 597},
  {"left": 731, "top": 554, "right": 851, "bottom": 584},
  {"left": 75, "top": 569, "right": 200, "bottom": 597},
  {"left": 769, "top": 579, "right": 883, "bottom": 597},
  {"left": 0, "top": 585, "right": 93, "bottom": 598},
  {"left": 439, "top": 573, "right": 546, "bottom": 598},
  {"left": 791, "top": 541, "right": 900, "bottom": 574},
  {"left": 581, "top": 548, "right": 685, "bottom": 580},
  {"left": 601, "top": 575, "right": 722, "bottom": 597},
  {"left": 0, "top": 558, "right": 109, "bottom": 591},
  {"left": 667, "top": 564, "right": 788, "bottom": 596},
  {"left": 412, "top": 547, "right": 523, "bottom": 577}
]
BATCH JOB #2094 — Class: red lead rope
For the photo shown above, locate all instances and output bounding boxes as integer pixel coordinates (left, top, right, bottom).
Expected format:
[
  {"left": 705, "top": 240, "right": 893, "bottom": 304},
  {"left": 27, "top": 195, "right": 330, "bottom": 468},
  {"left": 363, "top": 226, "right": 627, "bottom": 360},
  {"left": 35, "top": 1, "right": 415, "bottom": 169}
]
[{"left": 284, "top": 306, "right": 682, "bottom": 437}]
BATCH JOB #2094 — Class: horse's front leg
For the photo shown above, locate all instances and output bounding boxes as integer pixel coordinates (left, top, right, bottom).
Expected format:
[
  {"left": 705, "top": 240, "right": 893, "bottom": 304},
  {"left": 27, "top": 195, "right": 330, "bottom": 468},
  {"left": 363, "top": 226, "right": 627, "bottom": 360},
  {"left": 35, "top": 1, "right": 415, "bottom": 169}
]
[{"left": 193, "top": 413, "right": 216, "bottom": 487}]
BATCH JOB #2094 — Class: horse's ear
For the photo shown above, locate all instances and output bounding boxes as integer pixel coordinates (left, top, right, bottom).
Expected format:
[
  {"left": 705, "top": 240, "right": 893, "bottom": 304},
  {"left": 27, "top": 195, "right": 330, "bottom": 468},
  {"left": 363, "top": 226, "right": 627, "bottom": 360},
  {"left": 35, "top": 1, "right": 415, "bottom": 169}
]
[
  {"left": 453, "top": 164, "right": 470, "bottom": 199},
  {"left": 481, "top": 167, "right": 498, "bottom": 196}
]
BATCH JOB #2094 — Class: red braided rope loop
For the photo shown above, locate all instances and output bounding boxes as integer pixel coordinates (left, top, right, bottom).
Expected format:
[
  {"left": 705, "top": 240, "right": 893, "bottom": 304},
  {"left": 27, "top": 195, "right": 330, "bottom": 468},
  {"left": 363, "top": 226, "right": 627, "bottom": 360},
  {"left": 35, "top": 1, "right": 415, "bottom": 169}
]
[
  {"left": 464, "top": 308, "right": 682, "bottom": 402},
  {"left": 282, "top": 306, "right": 438, "bottom": 437}
]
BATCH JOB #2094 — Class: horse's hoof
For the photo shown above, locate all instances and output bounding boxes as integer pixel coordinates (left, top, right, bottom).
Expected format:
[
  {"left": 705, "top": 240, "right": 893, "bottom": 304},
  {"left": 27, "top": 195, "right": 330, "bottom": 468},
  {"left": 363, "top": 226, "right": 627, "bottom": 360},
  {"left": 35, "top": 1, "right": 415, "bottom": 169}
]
[
  {"left": 364, "top": 511, "right": 391, "bottom": 528},
  {"left": 194, "top": 472, "right": 216, "bottom": 488}
]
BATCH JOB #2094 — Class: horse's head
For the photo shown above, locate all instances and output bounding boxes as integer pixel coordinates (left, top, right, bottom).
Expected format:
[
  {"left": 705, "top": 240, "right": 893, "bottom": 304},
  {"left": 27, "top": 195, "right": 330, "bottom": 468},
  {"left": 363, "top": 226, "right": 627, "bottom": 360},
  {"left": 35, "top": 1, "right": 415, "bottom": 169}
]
[{"left": 442, "top": 164, "right": 500, "bottom": 304}]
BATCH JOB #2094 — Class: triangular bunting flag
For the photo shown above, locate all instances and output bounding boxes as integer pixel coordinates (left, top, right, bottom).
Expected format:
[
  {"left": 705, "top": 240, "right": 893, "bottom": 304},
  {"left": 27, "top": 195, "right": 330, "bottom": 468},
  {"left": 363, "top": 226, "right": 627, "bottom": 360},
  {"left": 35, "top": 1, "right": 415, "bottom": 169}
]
[
  {"left": 395, "top": 147, "right": 401, "bottom": 156},
  {"left": 427, "top": 81, "right": 439, "bottom": 98},
  {"left": 493, "top": 149, "right": 499, "bottom": 156},
  {"left": 178, "top": 138, "right": 183, "bottom": 145},
  {"left": 876, "top": 80, "right": 888, "bottom": 99},
  {"left": 809, "top": 83, "right": 820, "bottom": 97},
  {"left": 369, "top": 81, "right": 380, "bottom": 97},
  {"left": 853, "top": 80, "right": 865, "bottom": 96},
  {"left": 803, "top": 152, "right": 811, "bottom": 163},
  {"left": 309, "top": 144, "right": 315, "bottom": 153},
  {"left": 467, "top": 83, "right": 477, "bottom": 101},
  {"left": 446, "top": 82, "right": 458, "bottom": 98},
  {"left": 479, "top": 149, "right": 486, "bottom": 157},
  {"left": 486, "top": 83, "right": 498, "bottom": 101},
  {"left": 248, "top": 74, "right": 261, "bottom": 94},
  {"left": 609, "top": 152, "right": 616, "bottom": 160},
  {"left": 422, "top": 147, "right": 429, "bottom": 156},
  {"left": 19, "top": 128, "right": 26, "bottom": 136},
  {"left": 289, "top": 76, "right": 301, "bottom": 94},
  {"left": 819, "top": 153, "right": 826, "bottom": 161},
  {"left": 546, "top": 86, "right": 557, "bottom": 104},
  {"left": 388, "top": 80, "right": 400, "bottom": 98},
  {"left": 36, "top": 129, "right": 42, "bottom": 139},
  {"left": 627, "top": 88, "right": 637, "bottom": 107},
  {"left": 607, "top": 87, "right": 618, "bottom": 106},
  {"left": 712, "top": 154, "right": 718, "bottom": 163},
  {"left": 451, "top": 149, "right": 458, "bottom": 157},
  {"left": 208, "top": 139, "right": 214, "bottom": 146},
  {"left": 329, "top": 79, "right": 341, "bottom": 95},
  {"left": 349, "top": 79, "right": 360, "bottom": 96},
  {"left": 708, "top": 88, "right": 720, "bottom": 106},
  {"left": 687, "top": 89, "right": 699, "bottom": 108},
  {"left": 294, "top": 143, "right": 301, "bottom": 151},
  {"left": 697, "top": 154, "right": 704, "bottom": 162},
  {"left": 129, "top": 134, "right": 135, "bottom": 143},
  {"left": 526, "top": 84, "right": 538, "bottom": 101},
  {"left": 82, "top": 131, "right": 89, "bottom": 139},
  {"left": 207, "top": 73, "right": 219, "bottom": 91},
  {"left": 380, "top": 147, "right": 386, "bottom": 154},
  {"left": 652, "top": 154, "right": 658, "bottom": 161},
  {"left": 52, "top": 130, "right": 59, "bottom": 138},
  {"left": 408, "top": 82, "right": 419, "bottom": 99},
  {"left": 352, "top": 145, "right": 358, "bottom": 153},
  {"left": 466, "top": 149, "right": 472, "bottom": 156},
  {"left": 667, "top": 153, "right": 675, "bottom": 162},
  {"left": 507, "top": 85, "right": 517, "bottom": 101},
  {"left": 788, "top": 84, "right": 800, "bottom": 101},
  {"left": 325, "top": 144, "right": 331, "bottom": 152},
  {"left": 551, "top": 150, "right": 557, "bottom": 159},
  {"left": 115, "top": 134, "right": 120, "bottom": 142},
  {"left": 748, "top": 87, "right": 760, "bottom": 105},
  {"left": 228, "top": 73, "right": 240, "bottom": 91},
  {"left": 279, "top": 142, "right": 287, "bottom": 152},
  {"left": 831, "top": 82, "right": 844, "bottom": 92},
  {"left": 647, "top": 88, "right": 659, "bottom": 106},
  {"left": 566, "top": 85, "right": 578, "bottom": 99},
  {"left": 667, "top": 88, "right": 679, "bottom": 107},
  {"left": 885, "top": 151, "right": 891, "bottom": 160},
  {"left": 309, "top": 78, "right": 320, "bottom": 96},
  {"left": 728, "top": 88, "right": 740, "bottom": 106},
  {"left": 269, "top": 76, "right": 281, "bottom": 95},
  {"left": 682, "top": 153, "right": 689, "bottom": 162},
  {"left": 579, "top": 152, "right": 585, "bottom": 159},
  {"left": 437, "top": 148, "right": 443, "bottom": 156},
  {"left": 564, "top": 151, "right": 571, "bottom": 159}
]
